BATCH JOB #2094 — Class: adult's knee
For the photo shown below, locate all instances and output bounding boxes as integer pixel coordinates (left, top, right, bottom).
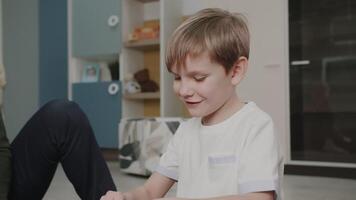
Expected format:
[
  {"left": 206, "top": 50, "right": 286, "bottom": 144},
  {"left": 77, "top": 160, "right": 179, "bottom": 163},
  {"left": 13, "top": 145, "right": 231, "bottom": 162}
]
[
  {"left": 42, "top": 99, "right": 79, "bottom": 114},
  {"left": 38, "top": 99, "right": 82, "bottom": 127},
  {"left": 33, "top": 99, "right": 94, "bottom": 147},
  {"left": 41, "top": 99, "right": 81, "bottom": 117}
]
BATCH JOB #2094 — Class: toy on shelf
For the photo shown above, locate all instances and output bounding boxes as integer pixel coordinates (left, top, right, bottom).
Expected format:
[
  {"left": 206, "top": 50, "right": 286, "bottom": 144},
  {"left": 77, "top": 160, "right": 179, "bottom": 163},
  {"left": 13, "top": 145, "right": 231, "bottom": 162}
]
[
  {"left": 123, "top": 73, "right": 141, "bottom": 94},
  {"left": 134, "top": 68, "right": 159, "bottom": 92},
  {"left": 128, "top": 24, "right": 159, "bottom": 42}
]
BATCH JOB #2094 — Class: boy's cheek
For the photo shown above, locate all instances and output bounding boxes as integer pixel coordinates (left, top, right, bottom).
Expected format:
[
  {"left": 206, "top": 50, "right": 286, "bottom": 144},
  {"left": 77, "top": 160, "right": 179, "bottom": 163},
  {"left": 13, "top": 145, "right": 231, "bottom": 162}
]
[
  {"left": 172, "top": 83, "right": 180, "bottom": 96},
  {"left": 172, "top": 87, "right": 179, "bottom": 96}
]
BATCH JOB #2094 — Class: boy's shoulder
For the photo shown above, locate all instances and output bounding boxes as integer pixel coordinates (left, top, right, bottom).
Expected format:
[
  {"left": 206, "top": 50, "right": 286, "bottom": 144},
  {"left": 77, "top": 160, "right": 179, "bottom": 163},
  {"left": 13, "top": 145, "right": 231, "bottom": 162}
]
[
  {"left": 246, "top": 102, "right": 272, "bottom": 118},
  {"left": 237, "top": 102, "right": 273, "bottom": 126}
]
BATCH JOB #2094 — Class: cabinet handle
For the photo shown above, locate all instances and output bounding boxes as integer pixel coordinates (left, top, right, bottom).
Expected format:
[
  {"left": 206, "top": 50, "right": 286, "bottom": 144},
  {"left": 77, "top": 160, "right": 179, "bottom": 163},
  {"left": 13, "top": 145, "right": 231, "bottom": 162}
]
[
  {"left": 108, "top": 83, "right": 120, "bottom": 95},
  {"left": 291, "top": 60, "right": 310, "bottom": 66},
  {"left": 108, "top": 15, "right": 119, "bottom": 27}
]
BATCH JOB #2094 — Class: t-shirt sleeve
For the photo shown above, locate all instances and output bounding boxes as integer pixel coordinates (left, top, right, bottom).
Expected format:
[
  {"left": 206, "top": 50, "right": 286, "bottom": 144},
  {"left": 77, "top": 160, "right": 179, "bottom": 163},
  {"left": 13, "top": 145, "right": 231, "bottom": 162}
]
[
  {"left": 155, "top": 123, "right": 184, "bottom": 181},
  {"left": 237, "top": 116, "right": 282, "bottom": 199}
]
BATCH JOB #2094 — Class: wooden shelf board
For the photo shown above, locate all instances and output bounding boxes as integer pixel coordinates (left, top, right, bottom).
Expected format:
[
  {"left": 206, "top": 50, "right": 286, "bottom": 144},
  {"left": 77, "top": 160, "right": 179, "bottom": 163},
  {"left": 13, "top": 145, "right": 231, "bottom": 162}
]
[
  {"left": 124, "top": 92, "right": 160, "bottom": 99},
  {"left": 124, "top": 39, "right": 159, "bottom": 51},
  {"left": 137, "top": 0, "right": 159, "bottom": 3}
]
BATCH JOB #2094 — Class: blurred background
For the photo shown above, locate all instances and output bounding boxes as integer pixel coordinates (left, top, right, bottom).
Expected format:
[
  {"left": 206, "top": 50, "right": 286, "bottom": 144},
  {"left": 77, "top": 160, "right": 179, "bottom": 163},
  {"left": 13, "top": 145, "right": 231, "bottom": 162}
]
[{"left": 1, "top": 0, "right": 355, "bottom": 199}]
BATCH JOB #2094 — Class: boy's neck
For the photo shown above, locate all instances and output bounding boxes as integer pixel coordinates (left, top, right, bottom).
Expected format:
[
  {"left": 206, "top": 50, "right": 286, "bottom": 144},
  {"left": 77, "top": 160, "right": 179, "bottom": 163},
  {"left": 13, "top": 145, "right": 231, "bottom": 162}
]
[{"left": 201, "top": 94, "right": 245, "bottom": 126}]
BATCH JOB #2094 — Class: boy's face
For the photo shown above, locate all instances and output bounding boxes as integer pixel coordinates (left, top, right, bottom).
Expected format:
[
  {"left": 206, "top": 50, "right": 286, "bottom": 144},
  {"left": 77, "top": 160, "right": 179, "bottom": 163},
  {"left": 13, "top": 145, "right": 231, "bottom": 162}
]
[{"left": 170, "top": 52, "right": 239, "bottom": 119}]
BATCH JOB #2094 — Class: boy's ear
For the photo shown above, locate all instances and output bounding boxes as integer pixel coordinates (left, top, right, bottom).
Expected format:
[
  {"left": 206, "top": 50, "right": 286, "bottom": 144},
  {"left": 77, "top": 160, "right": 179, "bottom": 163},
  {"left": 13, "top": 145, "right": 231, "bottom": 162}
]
[{"left": 230, "top": 56, "right": 248, "bottom": 85}]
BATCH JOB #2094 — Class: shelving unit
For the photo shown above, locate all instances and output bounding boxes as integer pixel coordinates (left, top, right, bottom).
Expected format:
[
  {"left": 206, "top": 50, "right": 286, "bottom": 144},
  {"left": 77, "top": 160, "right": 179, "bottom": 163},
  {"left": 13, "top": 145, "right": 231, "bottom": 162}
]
[
  {"left": 124, "top": 39, "right": 159, "bottom": 51},
  {"left": 120, "top": 0, "right": 185, "bottom": 118},
  {"left": 137, "top": 0, "right": 158, "bottom": 3},
  {"left": 123, "top": 92, "right": 160, "bottom": 99}
]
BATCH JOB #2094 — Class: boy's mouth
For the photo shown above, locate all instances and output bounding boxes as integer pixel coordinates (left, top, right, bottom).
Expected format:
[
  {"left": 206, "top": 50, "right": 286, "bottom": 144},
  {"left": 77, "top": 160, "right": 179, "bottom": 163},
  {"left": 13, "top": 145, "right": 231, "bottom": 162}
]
[{"left": 185, "top": 100, "right": 202, "bottom": 105}]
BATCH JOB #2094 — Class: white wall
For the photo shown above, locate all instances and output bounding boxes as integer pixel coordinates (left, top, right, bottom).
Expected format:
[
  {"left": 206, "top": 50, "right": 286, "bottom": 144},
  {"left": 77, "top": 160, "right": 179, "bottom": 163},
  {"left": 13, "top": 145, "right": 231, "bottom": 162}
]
[
  {"left": 181, "top": 0, "right": 290, "bottom": 160},
  {"left": 3, "top": 0, "right": 40, "bottom": 141}
]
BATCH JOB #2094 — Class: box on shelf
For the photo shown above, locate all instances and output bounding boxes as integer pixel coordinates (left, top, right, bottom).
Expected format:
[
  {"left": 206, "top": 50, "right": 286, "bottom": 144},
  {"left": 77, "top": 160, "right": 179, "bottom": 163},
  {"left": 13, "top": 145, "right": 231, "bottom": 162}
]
[{"left": 128, "top": 24, "right": 159, "bottom": 42}]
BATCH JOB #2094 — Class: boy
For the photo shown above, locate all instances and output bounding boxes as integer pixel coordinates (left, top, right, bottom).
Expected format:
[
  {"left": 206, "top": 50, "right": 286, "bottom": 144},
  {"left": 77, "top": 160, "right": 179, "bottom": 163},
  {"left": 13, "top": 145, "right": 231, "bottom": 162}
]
[{"left": 101, "top": 8, "right": 282, "bottom": 200}]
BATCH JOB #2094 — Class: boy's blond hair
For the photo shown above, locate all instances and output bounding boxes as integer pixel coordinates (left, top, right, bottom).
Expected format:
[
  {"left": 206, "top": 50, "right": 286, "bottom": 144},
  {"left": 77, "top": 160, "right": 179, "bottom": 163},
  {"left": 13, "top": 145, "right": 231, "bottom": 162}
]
[{"left": 166, "top": 8, "right": 250, "bottom": 73}]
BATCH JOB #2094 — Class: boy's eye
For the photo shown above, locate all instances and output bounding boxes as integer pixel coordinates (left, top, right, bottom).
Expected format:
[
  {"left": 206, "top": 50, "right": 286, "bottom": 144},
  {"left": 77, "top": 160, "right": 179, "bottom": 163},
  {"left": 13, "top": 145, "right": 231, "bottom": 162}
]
[
  {"left": 194, "top": 76, "right": 207, "bottom": 81},
  {"left": 174, "top": 75, "right": 181, "bottom": 80}
]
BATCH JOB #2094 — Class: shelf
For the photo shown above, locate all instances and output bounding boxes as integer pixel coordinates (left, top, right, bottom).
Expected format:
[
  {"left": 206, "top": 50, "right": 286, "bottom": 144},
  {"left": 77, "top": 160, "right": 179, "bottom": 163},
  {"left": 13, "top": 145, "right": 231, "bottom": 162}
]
[
  {"left": 123, "top": 92, "right": 160, "bottom": 99},
  {"left": 124, "top": 39, "right": 159, "bottom": 51},
  {"left": 137, "top": 0, "right": 159, "bottom": 3}
]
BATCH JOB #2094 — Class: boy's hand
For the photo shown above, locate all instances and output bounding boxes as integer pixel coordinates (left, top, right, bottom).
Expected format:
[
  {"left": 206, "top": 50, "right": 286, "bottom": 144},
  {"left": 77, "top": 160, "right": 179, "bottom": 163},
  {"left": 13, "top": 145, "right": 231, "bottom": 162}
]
[{"left": 100, "top": 191, "right": 125, "bottom": 200}]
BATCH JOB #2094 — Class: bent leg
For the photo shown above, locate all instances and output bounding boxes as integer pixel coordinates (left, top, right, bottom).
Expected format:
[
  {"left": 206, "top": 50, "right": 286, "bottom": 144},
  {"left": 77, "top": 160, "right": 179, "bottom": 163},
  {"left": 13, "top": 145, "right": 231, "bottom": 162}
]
[{"left": 9, "top": 99, "right": 116, "bottom": 200}]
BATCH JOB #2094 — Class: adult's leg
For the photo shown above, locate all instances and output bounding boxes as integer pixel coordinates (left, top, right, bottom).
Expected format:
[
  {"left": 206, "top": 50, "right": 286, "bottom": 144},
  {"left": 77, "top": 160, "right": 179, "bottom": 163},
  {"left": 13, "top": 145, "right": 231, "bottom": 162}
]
[
  {"left": 9, "top": 99, "right": 116, "bottom": 200},
  {"left": 0, "top": 113, "right": 11, "bottom": 200}
]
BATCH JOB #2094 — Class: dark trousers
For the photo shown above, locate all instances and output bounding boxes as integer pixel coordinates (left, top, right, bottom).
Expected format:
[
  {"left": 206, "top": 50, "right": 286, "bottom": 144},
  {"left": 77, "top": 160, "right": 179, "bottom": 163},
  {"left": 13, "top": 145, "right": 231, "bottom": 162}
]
[{"left": 9, "top": 100, "right": 116, "bottom": 200}]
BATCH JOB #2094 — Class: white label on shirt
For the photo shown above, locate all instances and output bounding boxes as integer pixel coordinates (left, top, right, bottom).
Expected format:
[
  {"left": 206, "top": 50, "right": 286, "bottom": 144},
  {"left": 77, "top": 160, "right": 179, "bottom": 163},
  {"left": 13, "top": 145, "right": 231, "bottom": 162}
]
[{"left": 208, "top": 154, "right": 237, "bottom": 165}]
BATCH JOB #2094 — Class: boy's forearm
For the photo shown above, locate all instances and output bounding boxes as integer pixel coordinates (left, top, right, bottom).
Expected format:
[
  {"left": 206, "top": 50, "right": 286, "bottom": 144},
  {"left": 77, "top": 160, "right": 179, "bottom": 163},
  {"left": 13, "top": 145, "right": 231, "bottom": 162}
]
[
  {"left": 124, "top": 186, "right": 154, "bottom": 200},
  {"left": 119, "top": 172, "right": 175, "bottom": 200}
]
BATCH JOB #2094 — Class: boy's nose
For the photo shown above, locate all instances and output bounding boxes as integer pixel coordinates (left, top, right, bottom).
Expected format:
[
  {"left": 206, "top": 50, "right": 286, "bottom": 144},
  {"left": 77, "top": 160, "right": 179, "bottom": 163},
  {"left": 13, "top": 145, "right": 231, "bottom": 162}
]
[{"left": 178, "top": 82, "right": 194, "bottom": 97}]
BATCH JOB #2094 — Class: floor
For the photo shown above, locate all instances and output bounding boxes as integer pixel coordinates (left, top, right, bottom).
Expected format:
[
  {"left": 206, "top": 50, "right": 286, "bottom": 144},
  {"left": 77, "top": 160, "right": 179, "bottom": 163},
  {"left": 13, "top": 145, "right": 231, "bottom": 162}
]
[{"left": 44, "top": 162, "right": 356, "bottom": 200}]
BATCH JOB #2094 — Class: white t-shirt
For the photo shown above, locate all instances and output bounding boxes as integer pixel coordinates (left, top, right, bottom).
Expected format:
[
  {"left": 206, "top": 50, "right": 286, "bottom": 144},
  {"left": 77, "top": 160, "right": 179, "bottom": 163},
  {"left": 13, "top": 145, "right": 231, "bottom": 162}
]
[{"left": 156, "top": 102, "right": 283, "bottom": 199}]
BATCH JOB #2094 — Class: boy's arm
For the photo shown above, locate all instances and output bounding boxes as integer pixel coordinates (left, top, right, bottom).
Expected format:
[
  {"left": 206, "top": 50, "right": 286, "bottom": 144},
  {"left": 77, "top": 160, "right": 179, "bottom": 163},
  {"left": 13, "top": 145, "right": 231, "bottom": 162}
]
[
  {"left": 159, "top": 191, "right": 274, "bottom": 200},
  {"left": 101, "top": 172, "right": 175, "bottom": 200}
]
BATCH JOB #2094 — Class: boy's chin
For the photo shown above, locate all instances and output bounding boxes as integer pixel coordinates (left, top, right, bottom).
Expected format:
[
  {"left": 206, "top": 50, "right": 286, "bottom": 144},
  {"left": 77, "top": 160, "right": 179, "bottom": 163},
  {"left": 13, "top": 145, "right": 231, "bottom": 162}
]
[{"left": 186, "top": 110, "right": 205, "bottom": 118}]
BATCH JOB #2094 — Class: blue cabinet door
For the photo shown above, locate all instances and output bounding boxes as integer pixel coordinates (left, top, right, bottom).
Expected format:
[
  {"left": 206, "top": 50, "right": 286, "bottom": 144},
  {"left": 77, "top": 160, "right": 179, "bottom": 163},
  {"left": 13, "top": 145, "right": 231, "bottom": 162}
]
[
  {"left": 72, "top": 81, "right": 121, "bottom": 148},
  {"left": 72, "top": 0, "right": 121, "bottom": 57}
]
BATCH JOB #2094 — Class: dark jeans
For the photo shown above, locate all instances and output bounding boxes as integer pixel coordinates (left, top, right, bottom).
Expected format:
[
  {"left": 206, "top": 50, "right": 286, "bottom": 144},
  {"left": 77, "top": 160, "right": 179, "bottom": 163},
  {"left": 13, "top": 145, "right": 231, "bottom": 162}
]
[{"left": 9, "top": 100, "right": 116, "bottom": 200}]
